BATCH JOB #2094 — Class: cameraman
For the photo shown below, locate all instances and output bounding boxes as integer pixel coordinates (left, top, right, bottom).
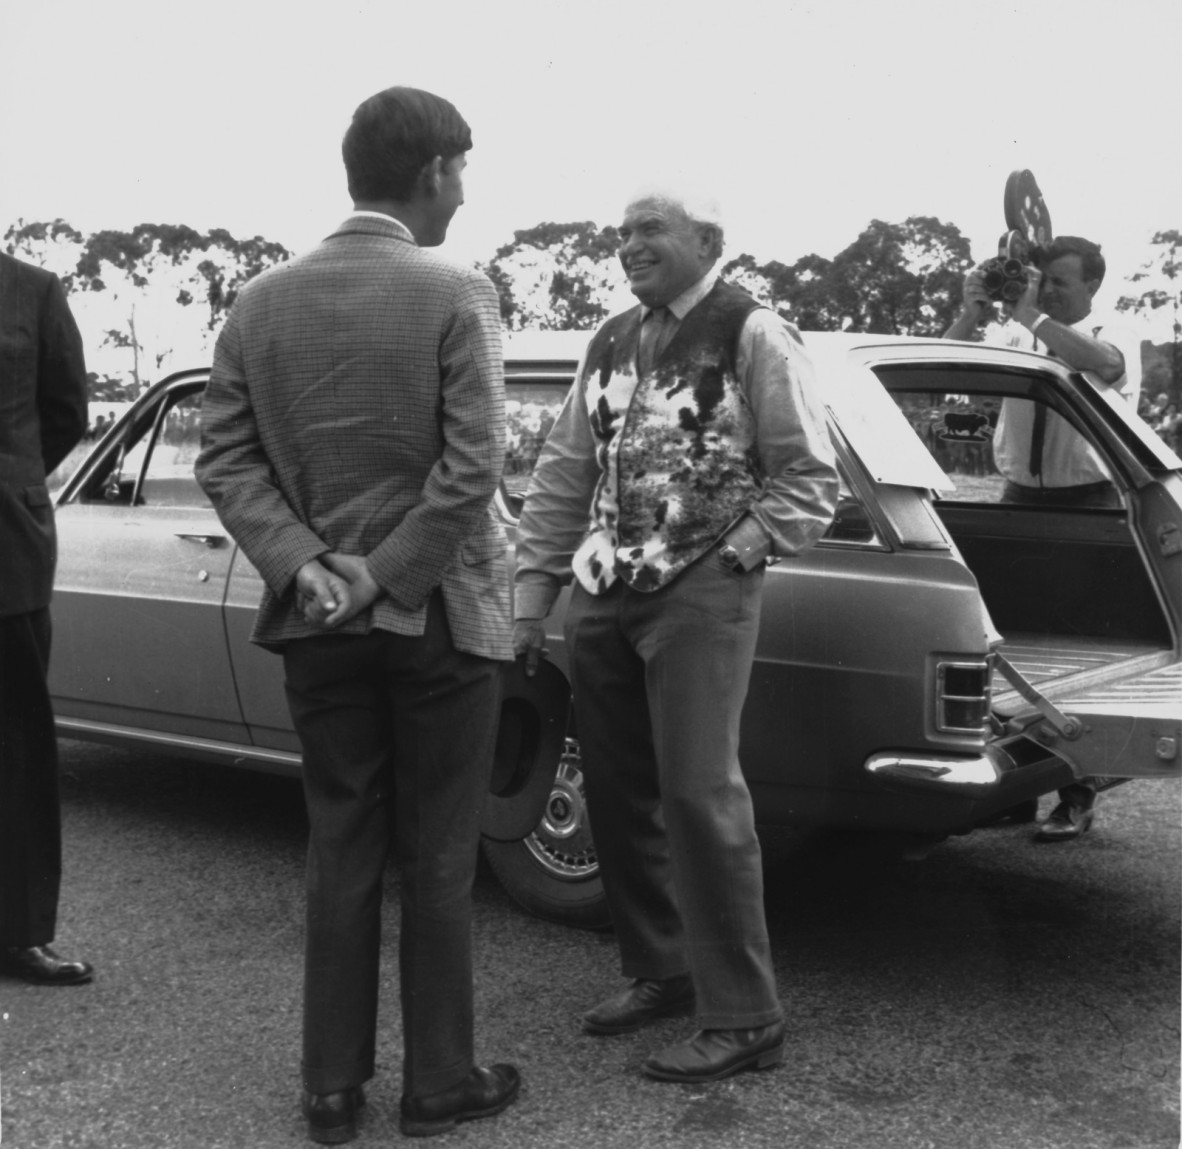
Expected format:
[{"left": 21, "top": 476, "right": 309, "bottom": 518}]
[
  {"left": 947, "top": 235, "right": 1141, "bottom": 507},
  {"left": 944, "top": 235, "right": 1141, "bottom": 842}
]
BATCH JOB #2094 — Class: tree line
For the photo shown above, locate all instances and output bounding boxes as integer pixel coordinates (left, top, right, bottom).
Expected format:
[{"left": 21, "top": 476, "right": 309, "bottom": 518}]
[
  {"left": 5, "top": 217, "right": 1179, "bottom": 403},
  {"left": 486, "top": 216, "right": 977, "bottom": 339},
  {"left": 4, "top": 219, "right": 291, "bottom": 401}
]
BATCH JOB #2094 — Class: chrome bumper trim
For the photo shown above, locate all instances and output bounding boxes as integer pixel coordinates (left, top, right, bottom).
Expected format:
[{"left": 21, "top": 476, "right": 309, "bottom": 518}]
[
  {"left": 865, "top": 751, "right": 999, "bottom": 792},
  {"left": 54, "top": 717, "right": 302, "bottom": 775}
]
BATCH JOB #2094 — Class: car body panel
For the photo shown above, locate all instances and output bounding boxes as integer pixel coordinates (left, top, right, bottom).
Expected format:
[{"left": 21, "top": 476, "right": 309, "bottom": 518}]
[
  {"left": 51, "top": 501, "right": 247, "bottom": 744},
  {"left": 48, "top": 333, "right": 1181, "bottom": 852},
  {"left": 222, "top": 547, "right": 302, "bottom": 754}
]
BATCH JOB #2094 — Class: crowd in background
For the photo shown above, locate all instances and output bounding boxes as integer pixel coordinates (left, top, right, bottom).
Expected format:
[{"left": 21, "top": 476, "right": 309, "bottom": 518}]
[{"left": 1141, "top": 391, "right": 1182, "bottom": 453}]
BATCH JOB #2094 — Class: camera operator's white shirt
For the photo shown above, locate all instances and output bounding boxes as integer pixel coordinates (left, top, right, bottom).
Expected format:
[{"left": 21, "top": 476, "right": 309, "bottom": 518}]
[{"left": 988, "top": 316, "right": 1141, "bottom": 488}]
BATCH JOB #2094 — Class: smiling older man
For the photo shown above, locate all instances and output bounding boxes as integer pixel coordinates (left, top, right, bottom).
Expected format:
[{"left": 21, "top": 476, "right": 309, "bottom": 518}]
[{"left": 513, "top": 185, "right": 838, "bottom": 1082}]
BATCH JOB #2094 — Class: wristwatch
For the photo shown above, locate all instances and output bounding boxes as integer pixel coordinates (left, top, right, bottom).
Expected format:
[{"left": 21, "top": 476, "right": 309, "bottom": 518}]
[{"left": 718, "top": 543, "right": 743, "bottom": 571}]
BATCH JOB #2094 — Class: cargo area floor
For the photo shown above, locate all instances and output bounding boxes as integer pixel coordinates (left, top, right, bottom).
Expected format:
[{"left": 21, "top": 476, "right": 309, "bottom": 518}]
[{"left": 994, "top": 633, "right": 1180, "bottom": 714}]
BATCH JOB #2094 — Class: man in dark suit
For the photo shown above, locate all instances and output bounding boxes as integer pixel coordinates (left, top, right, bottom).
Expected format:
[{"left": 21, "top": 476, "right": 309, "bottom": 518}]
[
  {"left": 0, "top": 252, "right": 92, "bottom": 986},
  {"left": 196, "top": 87, "right": 519, "bottom": 1142}
]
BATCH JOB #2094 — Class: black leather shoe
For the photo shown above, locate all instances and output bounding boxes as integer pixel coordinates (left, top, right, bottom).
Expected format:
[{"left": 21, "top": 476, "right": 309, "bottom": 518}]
[
  {"left": 1, "top": 945, "right": 94, "bottom": 986},
  {"left": 643, "top": 1021, "right": 786, "bottom": 1083},
  {"left": 583, "top": 975, "right": 695, "bottom": 1035},
  {"left": 302, "top": 1086, "right": 365, "bottom": 1144},
  {"left": 400, "top": 1064, "right": 520, "bottom": 1137},
  {"left": 1034, "top": 800, "right": 1095, "bottom": 842}
]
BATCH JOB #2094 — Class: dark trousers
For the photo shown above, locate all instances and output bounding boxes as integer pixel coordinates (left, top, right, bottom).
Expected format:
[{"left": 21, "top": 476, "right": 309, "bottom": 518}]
[
  {"left": 282, "top": 595, "right": 502, "bottom": 1098},
  {"left": 0, "top": 609, "right": 62, "bottom": 948},
  {"left": 565, "top": 552, "right": 783, "bottom": 1030}
]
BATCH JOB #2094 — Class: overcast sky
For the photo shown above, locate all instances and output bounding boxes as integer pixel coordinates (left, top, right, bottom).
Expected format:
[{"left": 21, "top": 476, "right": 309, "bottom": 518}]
[{"left": 3, "top": 0, "right": 1178, "bottom": 335}]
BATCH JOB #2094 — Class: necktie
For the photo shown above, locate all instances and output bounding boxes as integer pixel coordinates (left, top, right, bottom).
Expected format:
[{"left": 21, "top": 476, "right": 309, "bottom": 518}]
[
  {"left": 1029, "top": 342, "right": 1054, "bottom": 479},
  {"left": 639, "top": 307, "right": 671, "bottom": 375},
  {"left": 1029, "top": 403, "right": 1047, "bottom": 478}
]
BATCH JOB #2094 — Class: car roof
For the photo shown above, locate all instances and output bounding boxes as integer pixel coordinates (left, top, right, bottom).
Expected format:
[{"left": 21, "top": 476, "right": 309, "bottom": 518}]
[{"left": 503, "top": 329, "right": 592, "bottom": 372}]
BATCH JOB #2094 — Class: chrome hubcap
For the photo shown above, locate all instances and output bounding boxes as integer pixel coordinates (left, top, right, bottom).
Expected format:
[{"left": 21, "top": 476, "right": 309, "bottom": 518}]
[{"left": 522, "top": 739, "right": 599, "bottom": 881}]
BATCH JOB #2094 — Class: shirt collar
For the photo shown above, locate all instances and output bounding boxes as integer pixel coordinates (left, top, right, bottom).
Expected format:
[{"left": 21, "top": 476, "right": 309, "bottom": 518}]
[
  {"left": 346, "top": 210, "right": 417, "bottom": 244},
  {"left": 642, "top": 270, "right": 719, "bottom": 321}
]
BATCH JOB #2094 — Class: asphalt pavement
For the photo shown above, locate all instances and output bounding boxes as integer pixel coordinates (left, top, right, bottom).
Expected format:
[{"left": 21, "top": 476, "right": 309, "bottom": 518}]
[{"left": 1, "top": 741, "right": 1178, "bottom": 1149}]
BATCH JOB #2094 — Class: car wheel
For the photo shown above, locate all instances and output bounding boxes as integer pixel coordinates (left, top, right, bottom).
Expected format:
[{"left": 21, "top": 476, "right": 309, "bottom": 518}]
[{"left": 482, "top": 738, "right": 611, "bottom": 930}]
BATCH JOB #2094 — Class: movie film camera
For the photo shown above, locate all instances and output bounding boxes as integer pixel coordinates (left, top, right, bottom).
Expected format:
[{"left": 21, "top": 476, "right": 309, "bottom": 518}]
[{"left": 979, "top": 169, "right": 1054, "bottom": 303}]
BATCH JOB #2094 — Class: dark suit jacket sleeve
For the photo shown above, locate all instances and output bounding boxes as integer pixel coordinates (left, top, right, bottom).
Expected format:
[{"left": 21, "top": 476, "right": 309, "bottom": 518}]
[
  {"left": 195, "top": 306, "right": 331, "bottom": 596},
  {"left": 365, "top": 274, "right": 506, "bottom": 608},
  {"left": 36, "top": 272, "right": 88, "bottom": 473}
]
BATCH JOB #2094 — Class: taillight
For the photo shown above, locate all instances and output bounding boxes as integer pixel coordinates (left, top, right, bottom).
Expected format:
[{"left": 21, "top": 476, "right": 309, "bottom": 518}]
[{"left": 936, "top": 658, "right": 993, "bottom": 734}]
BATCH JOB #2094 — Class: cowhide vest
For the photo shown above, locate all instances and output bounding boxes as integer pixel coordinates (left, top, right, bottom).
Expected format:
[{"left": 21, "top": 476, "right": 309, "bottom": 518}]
[{"left": 571, "top": 280, "right": 764, "bottom": 594}]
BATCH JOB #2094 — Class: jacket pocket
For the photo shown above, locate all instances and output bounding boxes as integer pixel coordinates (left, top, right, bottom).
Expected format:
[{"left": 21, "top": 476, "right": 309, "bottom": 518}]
[
  {"left": 24, "top": 484, "right": 50, "bottom": 508},
  {"left": 462, "top": 527, "right": 508, "bottom": 565}
]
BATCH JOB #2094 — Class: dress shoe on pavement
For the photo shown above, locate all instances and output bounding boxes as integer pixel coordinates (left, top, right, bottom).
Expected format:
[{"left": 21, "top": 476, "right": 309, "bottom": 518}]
[
  {"left": 643, "top": 1021, "right": 786, "bottom": 1083},
  {"left": 302, "top": 1086, "right": 365, "bottom": 1144},
  {"left": 0, "top": 945, "right": 94, "bottom": 986},
  {"left": 583, "top": 975, "right": 695, "bottom": 1035},
  {"left": 400, "top": 1064, "right": 521, "bottom": 1137},
  {"left": 1034, "top": 800, "right": 1095, "bottom": 843}
]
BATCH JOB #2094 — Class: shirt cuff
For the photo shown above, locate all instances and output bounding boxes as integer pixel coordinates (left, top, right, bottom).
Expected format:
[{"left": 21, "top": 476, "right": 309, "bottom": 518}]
[
  {"left": 722, "top": 516, "right": 772, "bottom": 571},
  {"left": 514, "top": 580, "right": 561, "bottom": 621}
]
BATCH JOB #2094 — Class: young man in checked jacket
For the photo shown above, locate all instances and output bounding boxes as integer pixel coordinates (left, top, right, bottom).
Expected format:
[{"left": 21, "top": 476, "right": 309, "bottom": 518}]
[{"left": 197, "top": 87, "right": 519, "bottom": 1142}]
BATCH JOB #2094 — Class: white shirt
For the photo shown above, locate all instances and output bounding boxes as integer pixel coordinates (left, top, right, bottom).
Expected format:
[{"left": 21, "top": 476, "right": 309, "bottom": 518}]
[{"left": 989, "top": 315, "right": 1141, "bottom": 488}]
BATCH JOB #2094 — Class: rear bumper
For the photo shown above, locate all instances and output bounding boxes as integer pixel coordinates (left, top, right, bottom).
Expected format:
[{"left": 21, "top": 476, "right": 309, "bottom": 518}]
[{"left": 864, "top": 750, "right": 999, "bottom": 794}]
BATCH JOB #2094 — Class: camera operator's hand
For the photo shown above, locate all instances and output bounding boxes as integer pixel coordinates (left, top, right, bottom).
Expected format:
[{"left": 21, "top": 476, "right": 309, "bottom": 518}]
[
  {"left": 1008, "top": 265, "right": 1043, "bottom": 328},
  {"left": 962, "top": 267, "right": 994, "bottom": 316},
  {"left": 945, "top": 267, "right": 996, "bottom": 340}
]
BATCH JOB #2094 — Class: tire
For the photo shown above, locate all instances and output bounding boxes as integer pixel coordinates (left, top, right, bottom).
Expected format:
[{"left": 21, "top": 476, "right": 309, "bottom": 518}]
[{"left": 482, "top": 738, "right": 611, "bottom": 930}]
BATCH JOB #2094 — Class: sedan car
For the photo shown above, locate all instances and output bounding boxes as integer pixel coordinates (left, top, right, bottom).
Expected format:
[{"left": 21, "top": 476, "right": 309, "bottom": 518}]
[{"left": 49, "top": 331, "right": 1181, "bottom": 927}]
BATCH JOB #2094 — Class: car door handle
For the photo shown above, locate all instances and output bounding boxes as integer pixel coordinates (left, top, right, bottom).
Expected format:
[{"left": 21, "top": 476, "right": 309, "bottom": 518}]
[{"left": 174, "top": 532, "right": 226, "bottom": 549}]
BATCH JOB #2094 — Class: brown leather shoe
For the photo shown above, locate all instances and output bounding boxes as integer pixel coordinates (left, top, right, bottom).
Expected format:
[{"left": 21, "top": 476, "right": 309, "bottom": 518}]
[
  {"left": 400, "top": 1064, "right": 520, "bottom": 1138},
  {"left": 1, "top": 945, "right": 94, "bottom": 986},
  {"left": 1034, "top": 800, "right": 1095, "bottom": 842},
  {"left": 643, "top": 1021, "right": 786, "bottom": 1082},
  {"left": 583, "top": 975, "right": 695, "bottom": 1035},
  {"left": 302, "top": 1086, "right": 365, "bottom": 1144}
]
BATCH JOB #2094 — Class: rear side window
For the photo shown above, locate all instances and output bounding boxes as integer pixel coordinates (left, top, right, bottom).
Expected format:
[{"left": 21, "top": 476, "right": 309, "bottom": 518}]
[
  {"left": 882, "top": 366, "right": 1118, "bottom": 508},
  {"left": 504, "top": 377, "right": 571, "bottom": 504},
  {"left": 895, "top": 391, "right": 1006, "bottom": 503},
  {"left": 502, "top": 375, "right": 572, "bottom": 518},
  {"left": 501, "top": 373, "right": 881, "bottom": 545}
]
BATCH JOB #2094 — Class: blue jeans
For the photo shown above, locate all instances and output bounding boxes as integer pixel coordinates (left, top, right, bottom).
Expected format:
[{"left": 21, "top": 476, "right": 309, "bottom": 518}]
[
  {"left": 565, "top": 550, "right": 783, "bottom": 1030},
  {"left": 283, "top": 594, "right": 502, "bottom": 1097}
]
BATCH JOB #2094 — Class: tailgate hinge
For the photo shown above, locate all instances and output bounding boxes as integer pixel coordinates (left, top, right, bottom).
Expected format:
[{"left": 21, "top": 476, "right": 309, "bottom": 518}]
[{"left": 993, "top": 652, "right": 1083, "bottom": 741}]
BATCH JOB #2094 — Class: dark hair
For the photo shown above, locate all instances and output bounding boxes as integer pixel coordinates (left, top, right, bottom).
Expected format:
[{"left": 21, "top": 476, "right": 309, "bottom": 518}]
[
  {"left": 1040, "top": 235, "right": 1106, "bottom": 286},
  {"left": 342, "top": 86, "right": 472, "bottom": 203}
]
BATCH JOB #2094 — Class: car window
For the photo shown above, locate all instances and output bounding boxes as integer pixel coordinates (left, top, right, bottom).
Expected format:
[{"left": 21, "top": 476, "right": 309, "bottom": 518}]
[
  {"left": 503, "top": 377, "right": 569, "bottom": 513},
  {"left": 77, "top": 384, "right": 210, "bottom": 508},
  {"left": 499, "top": 373, "right": 879, "bottom": 546},
  {"left": 888, "top": 382, "right": 1116, "bottom": 507},
  {"left": 821, "top": 467, "right": 879, "bottom": 545},
  {"left": 894, "top": 391, "right": 1007, "bottom": 503},
  {"left": 135, "top": 390, "right": 209, "bottom": 507}
]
